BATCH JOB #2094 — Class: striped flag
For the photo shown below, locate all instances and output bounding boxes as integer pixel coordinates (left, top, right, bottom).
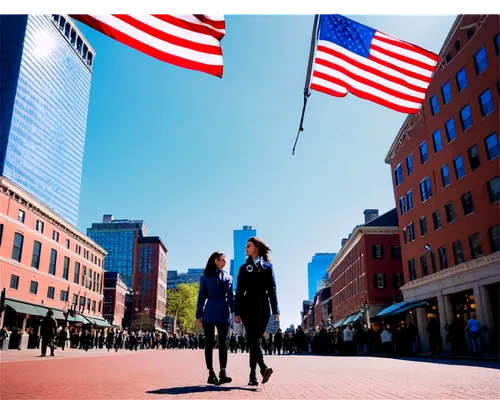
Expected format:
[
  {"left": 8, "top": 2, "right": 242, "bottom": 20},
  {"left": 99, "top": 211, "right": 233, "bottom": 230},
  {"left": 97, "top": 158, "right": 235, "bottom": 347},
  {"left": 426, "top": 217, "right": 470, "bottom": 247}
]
[
  {"left": 311, "top": 15, "right": 439, "bottom": 114},
  {"left": 71, "top": 15, "right": 225, "bottom": 78}
]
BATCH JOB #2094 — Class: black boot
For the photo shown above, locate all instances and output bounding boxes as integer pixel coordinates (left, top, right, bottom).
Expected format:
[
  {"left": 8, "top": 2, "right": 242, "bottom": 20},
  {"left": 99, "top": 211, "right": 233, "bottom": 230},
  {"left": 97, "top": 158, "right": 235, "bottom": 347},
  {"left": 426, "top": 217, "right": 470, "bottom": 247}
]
[
  {"left": 219, "top": 369, "right": 232, "bottom": 384},
  {"left": 248, "top": 372, "right": 258, "bottom": 386},
  {"left": 207, "top": 370, "right": 219, "bottom": 385},
  {"left": 261, "top": 367, "right": 273, "bottom": 384}
]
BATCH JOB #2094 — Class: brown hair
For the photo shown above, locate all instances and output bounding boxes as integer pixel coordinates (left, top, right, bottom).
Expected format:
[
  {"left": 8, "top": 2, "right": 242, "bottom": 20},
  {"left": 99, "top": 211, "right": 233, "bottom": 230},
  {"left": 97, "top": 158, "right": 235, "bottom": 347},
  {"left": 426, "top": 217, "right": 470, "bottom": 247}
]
[
  {"left": 204, "top": 251, "right": 225, "bottom": 277},
  {"left": 247, "top": 237, "right": 272, "bottom": 263}
]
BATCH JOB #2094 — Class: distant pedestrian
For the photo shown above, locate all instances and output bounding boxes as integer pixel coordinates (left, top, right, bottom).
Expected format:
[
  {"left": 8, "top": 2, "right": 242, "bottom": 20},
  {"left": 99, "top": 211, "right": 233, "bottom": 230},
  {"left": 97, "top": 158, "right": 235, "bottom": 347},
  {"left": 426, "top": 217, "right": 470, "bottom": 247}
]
[
  {"left": 235, "top": 237, "right": 279, "bottom": 386},
  {"left": 196, "top": 251, "right": 234, "bottom": 386},
  {"left": 40, "top": 309, "right": 57, "bottom": 357}
]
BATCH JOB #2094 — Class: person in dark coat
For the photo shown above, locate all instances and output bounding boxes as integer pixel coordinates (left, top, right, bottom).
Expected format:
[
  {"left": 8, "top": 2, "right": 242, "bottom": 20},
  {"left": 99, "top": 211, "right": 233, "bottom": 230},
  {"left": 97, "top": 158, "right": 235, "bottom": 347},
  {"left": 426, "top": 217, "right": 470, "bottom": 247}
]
[
  {"left": 196, "top": 251, "right": 234, "bottom": 386},
  {"left": 274, "top": 329, "right": 283, "bottom": 355},
  {"left": 235, "top": 237, "right": 279, "bottom": 386},
  {"left": 40, "top": 309, "right": 58, "bottom": 357}
]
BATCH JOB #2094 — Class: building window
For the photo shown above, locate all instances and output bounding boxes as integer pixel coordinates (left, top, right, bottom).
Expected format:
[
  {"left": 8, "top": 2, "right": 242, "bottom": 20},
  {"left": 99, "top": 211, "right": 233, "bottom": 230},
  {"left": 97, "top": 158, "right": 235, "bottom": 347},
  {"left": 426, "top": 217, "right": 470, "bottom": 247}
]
[
  {"left": 453, "top": 155, "right": 465, "bottom": 180},
  {"left": 485, "top": 133, "right": 499, "bottom": 160},
  {"left": 391, "top": 245, "right": 401, "bottom": 259},
  {"left": 452, "top": 240, "right": 465, "bottom": 265},
  {"left": 18, "top": 210, "right": 25, "bottom": 223},
  {"left": 372, "top": 245, "right": 384, "bottom": 259},
  {"left": 406, "top": 154, "right": 413, "bottom": 175},
  {"left": 495, "top": 33, "right": 500, "bottom": 55},
  {"left": 60, "top": 290, "right": 69, "bottom": 302},
  {"left": 374, "top": 273, "right": 386, "bottom": 289},
  {"left": 430, "top": 94, "right": 439, "bottom": 116},
  {"left": 479, "top": 89, "right": 494, "bottom": 117},
  {"left": 399, "top": 196, "right": 406, "bottom": 215},
  {"left": 461, "top": 192, "right": 474, "bottom": 215},
  {"left": 443, "top": 119, "right": 456, "bottom": 144},
  {"left": 0, "top": 224, "right": 3, "bottom": 245},
  {"left": 63, "top": 257, "right": 70, "bottom": 280},
  {"left": 446, "top": 53, "right": 452, "bottom": 63},
  {"left": 408, "top": 222, "right": 415, "bottom": 242},
  {"left": 79, "top": 296, "right": 85, "bottom": 311},
  {"left": 403, "top": 228, "right": 408, "bottom": 245},
  {"left": 82, "top": 265, "right": 86, "bottom": 287},
  {"left": 97, "top": 273, "right": 101, "bottom": 293},
  {"left": 488, "top": 176, "right": 500, "bottom": 203},
  {"left": 47, "top": 286, "right": 55, "bottom": 300},
  {"left": 52, "top": 231, "right": 59, "bottom": 242},
  {"left": 30, "top": 281, "right": 38, "bottom": 295},
  {"left": 438, "top": 247, "right": 448, "bottom": 269},
  {"left": 469, "top": 233, "right": 484, "bottom": 259},
  {"left": 10, "top": 275, "right": 19, "bottom": 290},
  {"left": 420, "top": 254, "right": 428, "bottom": 277},
  {"left": 432, "top": 211, "right": 442, "bottom": 230},
  {"left": 460, "top": 105, "right": 472, "bottom": 130},
  {"left": 72, "top": 294, "right": 78, "bottom": 308},
  {"left": 489, "top": 225, "right": 500, "bottom": 252},
  {"left": 92, "top": 301, "right": 96, "bottom": 313},
  {"left": 394, "top": 164, "right": 403, "bottom": 186},
  {"left": 74, "top": 262, "right": 80, "bottom": 284},
  {"left": 420, "top": 216, "right": 427, "bottom": 236},
  {"left": 467, "top": 145, "right": 481, "bottom": 171},
  {"left": 445, "top": 202, "right": 456, "bottom": 223},
  {"left": 98, "top": 301, "right": 102, "bottom": 313},
  {"left": 49, "top": 249, "right": 57, "bottom": 275},
  {"left": 87, "top": 298, "right": 91, "bottom": 312},
  {"left": 467, "top": 29, "right": 474, "bottom": 39},
  {"left": 441, "top": 165, "right": 450, "bottom": 187},
  {"left": 441, "top": 81, "right": 452, "bottom": 105},
  {"left": 420, "top": 177, "right": 432, "bottom": 202},
  {"left": 66, "top": 239, "right": 70, "bottom": 249},
  {"left": 433, "top": 129, "right": 442, "bottom": 153},
  {"left": 408, "top": 259, "right": 417, "bottom": 281},
  {"left": 36, "top": 220, "right": 44, "bottom": 233},
  {"left": 406, "top": 191, "right": 413, "bottom": 211},
  {"left": 420, "top": 141, "right": 428, "bottom": 164},
  {"left": 88, "top": 269, "right": 93, "bottom": 290},
  {"left": 394, "top": 273, "right": 404, "bottom": 289},
  {"left": 454, "top": 39, "right": 461, "bottom": 52},
  {"left": 12, "top": 233, "right": 24, "bottom": 262},
  {"left": 474, "top": 46, "right": 488, "bottom": 75},
  {"left": 456, "top": 67, "right": 468, "bottom": 92},
  {"left": 31, "top": 241, "right": 42, "bottom": 269}
]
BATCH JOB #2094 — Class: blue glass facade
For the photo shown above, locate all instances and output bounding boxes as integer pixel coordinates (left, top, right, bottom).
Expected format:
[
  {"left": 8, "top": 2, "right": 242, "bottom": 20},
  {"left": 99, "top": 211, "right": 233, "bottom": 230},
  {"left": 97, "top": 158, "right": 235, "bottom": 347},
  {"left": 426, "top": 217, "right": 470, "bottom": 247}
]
[
  {"left": 233, "top": 226, "right": 256, "bottom": 289},
  {"left": 307, "top": 253, "right": 336, "bottom": 300},
  {"left": 0, "top": 15, "right": 93, "bottom": 225},
  {"left": 88, "top": 230, "right": 135, "bottom": 288}
]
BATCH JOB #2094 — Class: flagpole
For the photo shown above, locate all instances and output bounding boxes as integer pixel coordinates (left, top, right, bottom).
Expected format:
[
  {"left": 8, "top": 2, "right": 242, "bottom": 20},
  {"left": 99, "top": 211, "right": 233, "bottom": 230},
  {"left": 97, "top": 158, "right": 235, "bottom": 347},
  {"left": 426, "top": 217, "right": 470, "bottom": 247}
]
[{"left": 292, "top": 14, "right": 320, "bottom": 155}]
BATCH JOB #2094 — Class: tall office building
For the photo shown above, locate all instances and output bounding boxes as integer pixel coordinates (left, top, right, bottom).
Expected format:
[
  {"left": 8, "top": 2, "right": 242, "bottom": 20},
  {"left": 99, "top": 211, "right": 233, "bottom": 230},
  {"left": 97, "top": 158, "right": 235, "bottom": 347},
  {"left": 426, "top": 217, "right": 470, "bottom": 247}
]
[
  {"left": 0, "top": 15, "right": 95, "bottom": 225},
  {"left": 307, "top": 253, "right": 336, "bottom": 300},
  {"left": 233, "top": 225, "right": 256, "bottom": 288},
  {"left": 87, "top": 215, "right": 148, "bottom": 289}
]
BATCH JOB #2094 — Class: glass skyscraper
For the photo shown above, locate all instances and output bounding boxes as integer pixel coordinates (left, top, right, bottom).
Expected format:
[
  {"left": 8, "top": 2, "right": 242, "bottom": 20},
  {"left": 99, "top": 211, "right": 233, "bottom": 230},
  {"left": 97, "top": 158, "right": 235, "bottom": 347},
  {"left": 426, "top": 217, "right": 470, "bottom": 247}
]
[
  {"left": 233, "top": 225, "right": 256, "bottom": 289},
  {"left": 0, "top": 15, "right": 94, "bottom": 225},
  {"left": 308, "top": 253, "right": 336, "bottom": 300},
  {"left": 87, "top": 216, "right": 147, "bottom": 289}
]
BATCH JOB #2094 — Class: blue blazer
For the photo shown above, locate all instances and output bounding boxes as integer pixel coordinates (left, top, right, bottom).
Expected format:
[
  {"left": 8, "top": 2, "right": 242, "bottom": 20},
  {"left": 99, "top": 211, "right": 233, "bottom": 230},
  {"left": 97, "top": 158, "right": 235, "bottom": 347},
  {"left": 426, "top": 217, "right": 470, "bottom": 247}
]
[
  {"left": 196, "top": 270, "right": 234, "bottom": 324},
  {"left": 234, "top": 257, "right": 279, "bottom": 318}
]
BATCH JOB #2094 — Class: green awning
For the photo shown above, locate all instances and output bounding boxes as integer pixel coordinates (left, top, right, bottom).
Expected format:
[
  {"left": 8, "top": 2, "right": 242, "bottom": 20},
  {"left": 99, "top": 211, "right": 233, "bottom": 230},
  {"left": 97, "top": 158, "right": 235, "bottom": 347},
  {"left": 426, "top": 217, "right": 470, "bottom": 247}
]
[
  {"left": 68, "top": 314, "right": 88, "bottom": 323},
  {"left": 84, "top": 316, "right": 111, "bottom": 328},
  {"left": 384, "top": 300, "right": 427, "bottom": 317},
  {"left": 5, "top": 299, "right": 44, "bottom": 316},
  {"left": 51, "top": 309, "right": 66, "bottom": 320}
]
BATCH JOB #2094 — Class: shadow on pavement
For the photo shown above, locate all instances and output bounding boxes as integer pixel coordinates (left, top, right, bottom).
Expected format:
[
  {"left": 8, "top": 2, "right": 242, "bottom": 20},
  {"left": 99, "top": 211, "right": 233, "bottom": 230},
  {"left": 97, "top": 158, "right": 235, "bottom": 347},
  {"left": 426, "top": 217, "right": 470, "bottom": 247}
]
[{"left": 147, "top": 386, "right": 259, "bottom": 395}]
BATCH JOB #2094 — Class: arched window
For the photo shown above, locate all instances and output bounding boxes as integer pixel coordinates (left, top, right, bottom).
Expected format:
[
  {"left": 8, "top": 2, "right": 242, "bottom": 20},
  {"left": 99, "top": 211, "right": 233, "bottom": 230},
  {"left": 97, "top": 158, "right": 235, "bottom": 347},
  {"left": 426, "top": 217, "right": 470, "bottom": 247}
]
[
  {"left": 52, "top": 14, "right": 59, "bottom": 24},
  {"left": 83, "top": 44, "right": 88, "bottom": 59},
  {"left": 77, "top": 36, "right": 83, "bottom": 53},
  {"left": 59, "top": 16, "right": 66, "bottom": 32},
  {"left": 70, "top": 29, "right": 76, "bottom": 46},
  {"left": 445, "top": 53, "right": 452, "bottom": 63},
  {"left": 87, "top": 52, "right": 94, "bottom": 67},
  {"left": 467, "top": 29, "right": 474, "bottom": 39},
  {"left": 454, "top": 40, "right": 460, "bottom": 52},
  {"left": 64, "top": 23, "right": 71, "bottom": 39}
]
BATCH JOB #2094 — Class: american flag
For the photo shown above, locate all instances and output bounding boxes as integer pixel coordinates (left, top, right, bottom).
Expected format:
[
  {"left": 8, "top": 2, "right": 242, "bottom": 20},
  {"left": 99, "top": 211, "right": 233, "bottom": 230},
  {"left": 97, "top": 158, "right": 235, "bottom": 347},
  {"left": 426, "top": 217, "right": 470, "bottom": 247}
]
[
  {"left": 71, "top": 15, "right": 225, "bottom": 78},
  {"left": 310, "top": 15, "right": 439, "bottom": 114}
]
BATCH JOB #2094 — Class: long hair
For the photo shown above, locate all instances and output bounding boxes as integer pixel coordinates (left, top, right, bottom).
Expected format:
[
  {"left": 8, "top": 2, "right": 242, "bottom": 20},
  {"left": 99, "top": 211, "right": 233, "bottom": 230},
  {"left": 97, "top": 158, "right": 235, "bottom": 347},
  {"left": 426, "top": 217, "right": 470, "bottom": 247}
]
[
  {"left": 204, "top": 251, "right": 225, "bottom": 277},
  {"left": 247, "top": 237, "right": 272, "bottom": 263}
]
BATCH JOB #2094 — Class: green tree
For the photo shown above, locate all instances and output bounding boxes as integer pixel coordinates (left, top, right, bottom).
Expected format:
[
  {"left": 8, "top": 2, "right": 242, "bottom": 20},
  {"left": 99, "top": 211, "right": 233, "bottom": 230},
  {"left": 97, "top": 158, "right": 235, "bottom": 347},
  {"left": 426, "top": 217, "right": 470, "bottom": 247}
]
[{"left": 166, "top": 282, "right": 199, "bottom": 333}]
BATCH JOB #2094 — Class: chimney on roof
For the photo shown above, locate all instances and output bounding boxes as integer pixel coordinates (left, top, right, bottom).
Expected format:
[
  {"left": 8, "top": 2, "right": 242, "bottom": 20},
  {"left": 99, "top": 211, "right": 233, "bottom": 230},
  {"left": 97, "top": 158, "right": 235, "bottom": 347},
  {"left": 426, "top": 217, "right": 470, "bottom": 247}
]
[
  {"left": 363, "top": 209, "right": 379, "bottom": 223},
  {"left": 103, "top": 214, "right": 113, "bottom": 223}
]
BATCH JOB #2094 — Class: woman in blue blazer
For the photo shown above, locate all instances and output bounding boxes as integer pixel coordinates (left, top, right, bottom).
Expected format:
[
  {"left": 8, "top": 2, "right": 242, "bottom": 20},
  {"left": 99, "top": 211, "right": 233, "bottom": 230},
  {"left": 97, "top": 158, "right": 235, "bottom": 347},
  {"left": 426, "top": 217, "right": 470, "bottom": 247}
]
[{"left": 196, "top": 251, "right": 234, "bottom": 385}]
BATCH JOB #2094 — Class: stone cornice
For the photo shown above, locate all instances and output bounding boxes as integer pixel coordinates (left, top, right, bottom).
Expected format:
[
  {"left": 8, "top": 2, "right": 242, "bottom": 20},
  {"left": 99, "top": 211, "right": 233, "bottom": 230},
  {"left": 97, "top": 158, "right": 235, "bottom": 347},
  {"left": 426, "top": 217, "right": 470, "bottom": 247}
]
[
  {"left": 0, "top": 177, "right": 107, "bottom": 257},
  {"left": 400, "top": 251, "right": 500, "bottom": 291}
]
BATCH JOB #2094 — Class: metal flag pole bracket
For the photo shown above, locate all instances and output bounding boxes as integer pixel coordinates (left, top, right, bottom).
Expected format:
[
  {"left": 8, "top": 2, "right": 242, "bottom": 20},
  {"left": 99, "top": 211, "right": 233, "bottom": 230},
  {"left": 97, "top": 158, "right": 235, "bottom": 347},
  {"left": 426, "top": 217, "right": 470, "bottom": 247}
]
[{"left": 292, "top": 14, "right": 320, "bottom": 156}]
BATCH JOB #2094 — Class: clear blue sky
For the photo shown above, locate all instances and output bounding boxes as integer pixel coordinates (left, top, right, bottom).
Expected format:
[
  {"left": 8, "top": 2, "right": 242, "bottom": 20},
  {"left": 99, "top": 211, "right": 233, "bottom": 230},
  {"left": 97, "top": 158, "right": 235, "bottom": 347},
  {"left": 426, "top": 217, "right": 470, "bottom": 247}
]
[{"left": 75, "top": 15, "right": 457, "bottom": 329}]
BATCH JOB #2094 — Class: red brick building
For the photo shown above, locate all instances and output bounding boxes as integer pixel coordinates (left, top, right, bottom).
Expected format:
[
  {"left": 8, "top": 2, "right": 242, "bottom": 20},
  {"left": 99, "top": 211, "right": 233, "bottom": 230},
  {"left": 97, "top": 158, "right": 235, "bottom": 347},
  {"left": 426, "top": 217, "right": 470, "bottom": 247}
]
[
  {"left": 103, "top": 272, "right": 128, "bottom": 328},
  {"left": 0, "top": 177, "right": 108, "bottom": 343},
  {"left": 385, "top": 15, "right": 499, "bottom": 353},
  {"left": 328, "top": 209, "right": 404, "bottom": 328},
  {"left": 132, "top": 237, "right": 167, "bottom": 330}
]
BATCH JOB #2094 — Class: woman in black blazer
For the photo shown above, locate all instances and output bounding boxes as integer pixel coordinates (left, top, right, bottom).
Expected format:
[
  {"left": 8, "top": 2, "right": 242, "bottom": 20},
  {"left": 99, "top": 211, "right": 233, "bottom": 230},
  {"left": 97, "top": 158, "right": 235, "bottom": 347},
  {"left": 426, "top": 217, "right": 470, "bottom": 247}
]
[
  {"left": 235, "top": 237, "right": 279, "bottom": 386},
  {"left": 196, "top": 251, "right": 234, "bottom": 385}
]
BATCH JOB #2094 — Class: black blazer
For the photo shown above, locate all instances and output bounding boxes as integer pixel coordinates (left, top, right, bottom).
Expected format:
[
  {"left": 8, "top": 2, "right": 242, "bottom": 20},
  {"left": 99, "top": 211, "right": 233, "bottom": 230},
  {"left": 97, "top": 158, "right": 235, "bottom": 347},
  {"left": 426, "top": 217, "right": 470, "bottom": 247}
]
[{"left": 234, "top": 256, "right": 279, "bottom": 317}]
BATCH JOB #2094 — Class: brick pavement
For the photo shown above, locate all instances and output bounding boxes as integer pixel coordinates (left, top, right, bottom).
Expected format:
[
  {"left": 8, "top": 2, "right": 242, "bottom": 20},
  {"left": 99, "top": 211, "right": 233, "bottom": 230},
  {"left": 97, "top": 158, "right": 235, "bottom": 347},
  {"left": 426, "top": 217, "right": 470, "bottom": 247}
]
[{"left": 1, "top": 349, "right": 499, "bottom": 399}]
